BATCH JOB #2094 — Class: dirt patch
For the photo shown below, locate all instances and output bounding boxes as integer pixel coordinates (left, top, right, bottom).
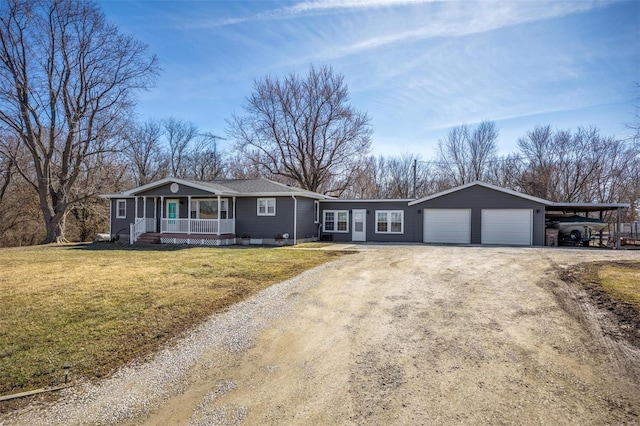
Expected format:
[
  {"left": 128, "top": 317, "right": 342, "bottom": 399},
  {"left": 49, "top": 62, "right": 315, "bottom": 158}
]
[{"left": 558, "top": 261, "right": 640, "bottom": 350}]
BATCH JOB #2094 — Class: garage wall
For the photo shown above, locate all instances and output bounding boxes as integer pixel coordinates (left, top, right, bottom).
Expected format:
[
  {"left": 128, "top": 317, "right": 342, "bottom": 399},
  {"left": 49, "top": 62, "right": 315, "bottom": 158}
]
[{"left": 413, "top": 185, "right": 546, "bottom": 245}]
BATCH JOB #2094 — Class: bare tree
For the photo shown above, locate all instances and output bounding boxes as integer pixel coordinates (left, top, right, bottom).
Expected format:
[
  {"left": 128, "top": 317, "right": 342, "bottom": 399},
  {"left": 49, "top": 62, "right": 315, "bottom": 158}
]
[
  {"left": 123, "top": 119, "right": 168, "bottom": 186},
  {"left": 186, "top": 133, "right": 225, "bottom": 181},
  {"left": 436, "top": 121, "right": 498, "bottom": 186},
  {"left": 0, "top": 0, "right": 159, "bottom": 243},
  {"left": 228, "top": 64, "right": 372, "bottom": 195},
  {"left": 164, "top": 117, "right": 198, "bottom": 177}
]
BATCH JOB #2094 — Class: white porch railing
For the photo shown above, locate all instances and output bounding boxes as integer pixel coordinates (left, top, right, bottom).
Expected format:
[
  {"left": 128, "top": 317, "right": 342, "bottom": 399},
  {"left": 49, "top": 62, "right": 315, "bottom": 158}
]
[
  {"left": 161, "top": 219, "right": 234, "bottom": 235},
  {"left": 130, "top": 218, "right": 155, "bottom": 244}
]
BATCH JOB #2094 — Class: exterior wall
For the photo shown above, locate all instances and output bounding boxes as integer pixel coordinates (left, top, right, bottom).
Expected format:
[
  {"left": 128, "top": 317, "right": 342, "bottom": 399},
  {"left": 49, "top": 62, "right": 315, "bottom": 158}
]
[
  {"left": 136, "top": 182, "right": 215, "bottom": 197},
  {"left": 296, "top": 197, "right": 320, "bottom": 241},
  {"left": 235, "top": 196, "right": 295, "bottom": 240},
  {"left": 413, "top": 185, "right": 546, "bottom": 245},
  {"left": 110, "top": 198, "right": 135, "bottom": 240},
  {"left": 319, "top": 201, "right": 422, "bottom": 243}
]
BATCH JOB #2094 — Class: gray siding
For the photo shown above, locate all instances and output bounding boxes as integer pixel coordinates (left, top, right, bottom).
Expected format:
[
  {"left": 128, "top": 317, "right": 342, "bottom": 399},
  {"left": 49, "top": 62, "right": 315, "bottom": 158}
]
[
  {"left": 413, "top": 185, "right": 545, "bottom": 245},
  {"left": 235, "top": 197, "right": 295, "bottom": 239},
  {"left": 110, "top": 198, "right": 135, "bottom": 240},
  {"left": 320, "top": 201, "right": 421, "bottom": 243},
  {"left": 296, "top": 197, "right": 320, "bottom": 240}
]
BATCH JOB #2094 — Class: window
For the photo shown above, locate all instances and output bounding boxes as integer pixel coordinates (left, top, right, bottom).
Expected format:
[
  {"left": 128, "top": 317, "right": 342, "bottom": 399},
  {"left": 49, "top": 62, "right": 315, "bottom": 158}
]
[
  {"left": 257, "top": 198, "right": 276, "bottom": 216},
  {"left": 376, "top": 210, "right": 404, "bottom": 234},
  {"left": 323, "top": 210, "right": 348, "bottom": 232},
  {"left": 116, "top": 200, "right": 127, "bottom": 218},
  {"left": 314, "top": 201, "right": 320, "bottom": 223},
  {"left": 190, "top": 199, "right": 228, "bottom": 219}
]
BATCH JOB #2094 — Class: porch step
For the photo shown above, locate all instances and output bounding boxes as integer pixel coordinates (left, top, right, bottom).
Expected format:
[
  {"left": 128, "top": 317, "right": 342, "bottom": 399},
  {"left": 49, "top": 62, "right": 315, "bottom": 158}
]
[{"left": 135, "top": 232, "right": 161, "bottom": 245}]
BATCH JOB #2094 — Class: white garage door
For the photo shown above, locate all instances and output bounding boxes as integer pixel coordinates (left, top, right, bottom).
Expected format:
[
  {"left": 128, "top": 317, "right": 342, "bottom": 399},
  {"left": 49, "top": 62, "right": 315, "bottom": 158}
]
[
  {"left": 481, "top": 209, "right": 532, "bottom": 245},
  {"left": 424, "top": 209, "right": 471, "bottom": 244}
]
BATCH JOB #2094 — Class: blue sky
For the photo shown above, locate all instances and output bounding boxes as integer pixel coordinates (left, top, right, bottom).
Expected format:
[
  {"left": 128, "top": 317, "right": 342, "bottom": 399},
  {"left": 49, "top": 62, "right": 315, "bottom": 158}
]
[{"left": 99, "top": 0, "right": 640, "bottom": 157}]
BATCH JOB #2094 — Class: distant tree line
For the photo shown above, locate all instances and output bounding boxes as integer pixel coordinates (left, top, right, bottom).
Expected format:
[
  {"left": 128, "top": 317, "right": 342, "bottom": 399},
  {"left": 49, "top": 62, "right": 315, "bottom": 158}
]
[{"left": 0, "top": 0, "right": 637, "bottom": 247}]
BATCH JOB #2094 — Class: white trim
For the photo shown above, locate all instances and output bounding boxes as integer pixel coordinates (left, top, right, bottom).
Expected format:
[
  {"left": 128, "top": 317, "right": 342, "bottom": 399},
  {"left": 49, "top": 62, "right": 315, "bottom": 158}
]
[
  {"left": 314, "top": 200, "right": 320, "bottom": 223},
  {"left": 257, "top": 198, "right": 276, "bottom": 216},
  {"left": 116, "top": 200, "right": 127, "bottom": 219},
  {"left": 323, "top": 210, "right": 349, "bottom": 233},
  {"left": 409, "top": 181, "right": 553, "bottom": 206},
  {"left": 375, "top": 210, "right": 404, "bottom": 234},
  {"left": 292, "top": 195, "right": 298, "bottom": 244}
]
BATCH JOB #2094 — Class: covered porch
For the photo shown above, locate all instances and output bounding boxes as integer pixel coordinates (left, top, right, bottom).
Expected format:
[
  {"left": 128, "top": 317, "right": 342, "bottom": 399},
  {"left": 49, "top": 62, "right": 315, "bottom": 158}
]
[{"left": 130, "top": 195, "right": 236, "bottom": 244}]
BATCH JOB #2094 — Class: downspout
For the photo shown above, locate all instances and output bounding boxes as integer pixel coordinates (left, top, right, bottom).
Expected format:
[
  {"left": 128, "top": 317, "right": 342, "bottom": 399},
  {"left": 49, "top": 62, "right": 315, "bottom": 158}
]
[{"left": 292, "top": 195, "right": 297, "bottom": 245}]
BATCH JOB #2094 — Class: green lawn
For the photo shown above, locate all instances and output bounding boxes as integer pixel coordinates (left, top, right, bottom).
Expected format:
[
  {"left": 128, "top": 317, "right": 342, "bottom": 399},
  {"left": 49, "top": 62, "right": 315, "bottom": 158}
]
[{"left": 0, "top": 244, "right": 344, "bottom": 396}]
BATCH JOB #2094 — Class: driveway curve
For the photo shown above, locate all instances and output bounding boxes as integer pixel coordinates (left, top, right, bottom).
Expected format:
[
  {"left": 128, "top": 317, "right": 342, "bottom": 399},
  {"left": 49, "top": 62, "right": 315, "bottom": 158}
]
[{"left": 5, "top": 246, "right": 640, "bottom": 425}]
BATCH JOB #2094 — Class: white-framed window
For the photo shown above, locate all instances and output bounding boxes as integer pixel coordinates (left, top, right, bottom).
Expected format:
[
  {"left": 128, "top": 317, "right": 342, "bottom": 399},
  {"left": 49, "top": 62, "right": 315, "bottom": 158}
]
[
  {"left": 116, "top": 200, "right": 127, "bottom": 218},
  {"left": 257, "top": 198, "right": 276, "bottom": 216},
  {"left": 376, "top": 210, "right": 404, "bottom": 234},
  {"left": 323, "top": 210, "right": 349, "bottom": 232},
  {"left": 190, "top": 199, "right": 228, "bottom": 219},
  {"left": 314, "top": 200, "right": 320, "bottom": 223}
]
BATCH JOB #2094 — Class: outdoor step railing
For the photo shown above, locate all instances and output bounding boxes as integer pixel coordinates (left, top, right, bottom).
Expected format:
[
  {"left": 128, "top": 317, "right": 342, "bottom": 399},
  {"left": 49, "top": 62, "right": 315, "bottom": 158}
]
[{"left": 130, "top": 218, "right": 154, "bottom": 244}]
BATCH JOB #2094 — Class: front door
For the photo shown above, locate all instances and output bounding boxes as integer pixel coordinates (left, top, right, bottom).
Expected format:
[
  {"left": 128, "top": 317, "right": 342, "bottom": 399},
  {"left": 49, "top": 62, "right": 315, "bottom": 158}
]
[
  {"left": 352, "top": 209, "right": 366, "bottom": 242},
  {"left": 166, "top": 199, "right": 179, "bottom": 232}
]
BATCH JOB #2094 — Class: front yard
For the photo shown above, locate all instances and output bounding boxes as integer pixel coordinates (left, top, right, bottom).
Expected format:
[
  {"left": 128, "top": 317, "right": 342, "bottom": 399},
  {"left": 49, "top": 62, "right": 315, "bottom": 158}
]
[{"left": 0, "top": 244, "right": 344, "bottom": 397}]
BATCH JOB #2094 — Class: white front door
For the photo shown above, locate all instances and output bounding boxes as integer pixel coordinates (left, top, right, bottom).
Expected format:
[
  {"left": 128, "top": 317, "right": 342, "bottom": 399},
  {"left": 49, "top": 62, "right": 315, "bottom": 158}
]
[{"left": 352, "top": 209, "right": 366, "bottom": 242}]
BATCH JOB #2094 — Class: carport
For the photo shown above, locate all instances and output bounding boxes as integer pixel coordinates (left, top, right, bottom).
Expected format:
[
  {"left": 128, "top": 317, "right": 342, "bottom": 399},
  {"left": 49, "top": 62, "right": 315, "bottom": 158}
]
[{"left": 545, "top": 202, "right": 630, "bottom": 249}]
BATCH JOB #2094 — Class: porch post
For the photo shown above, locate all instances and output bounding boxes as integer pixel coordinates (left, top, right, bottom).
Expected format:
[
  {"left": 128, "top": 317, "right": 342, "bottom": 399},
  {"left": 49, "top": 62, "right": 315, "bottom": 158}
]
[
  {"left": 154, "top": 198, "right": 157, "bottom": 232},
  {"left": 616, "top": 207, "right": 621, "bottom": 249},
  {"left": 134, "top": 196, "right": 139, "bottom": 220},
  {"left": 160, "top": 196, "right": 164, "bottom": 233},
  {"left": 599, "top": 210, "right": 603, "bottom": 246},
  {"left": 143, "top": 196, "right": 147, "bottom": 220},
  {"left": 187, "top": 195, "right": 192, "bottom": 235},
  {"left": 232, "top": 196, "right": 236, "bottom": 235},
  {"left": 217, "top": 195, "right": 221, "bottom": 235}
]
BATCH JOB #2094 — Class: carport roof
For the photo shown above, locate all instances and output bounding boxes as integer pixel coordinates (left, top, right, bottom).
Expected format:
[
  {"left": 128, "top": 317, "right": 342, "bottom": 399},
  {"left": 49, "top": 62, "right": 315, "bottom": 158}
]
[{"left": 546, "top": 202, "right": 630, "bottom": 212}]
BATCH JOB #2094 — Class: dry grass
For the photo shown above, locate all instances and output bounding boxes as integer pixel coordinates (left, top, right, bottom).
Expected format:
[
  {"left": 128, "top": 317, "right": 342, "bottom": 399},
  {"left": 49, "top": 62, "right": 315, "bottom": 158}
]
[
  {"left": 597, "top": 262, "right": 640, "bottom": 307},
  {"left": 291, "top": 242, "right": 338, "bottom": 249},
  {"left": 0, "top": 244, "right": 345, "bottom": 396}
]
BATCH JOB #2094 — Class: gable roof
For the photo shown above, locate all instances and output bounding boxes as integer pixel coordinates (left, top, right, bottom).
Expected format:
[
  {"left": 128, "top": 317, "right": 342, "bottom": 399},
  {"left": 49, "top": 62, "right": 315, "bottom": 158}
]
[
  {"left": 408, "top": 181, "right": 553, "bottom": 206},
  {"left": 102, "top": 177, "right": 331, "bottom": 199}
]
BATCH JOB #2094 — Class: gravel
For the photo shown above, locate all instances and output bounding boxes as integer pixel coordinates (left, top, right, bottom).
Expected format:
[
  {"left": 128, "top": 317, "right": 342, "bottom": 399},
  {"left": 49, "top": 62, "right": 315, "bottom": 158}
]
[{"left": 1, "top": 258, "right": 346, "bottom": 426}]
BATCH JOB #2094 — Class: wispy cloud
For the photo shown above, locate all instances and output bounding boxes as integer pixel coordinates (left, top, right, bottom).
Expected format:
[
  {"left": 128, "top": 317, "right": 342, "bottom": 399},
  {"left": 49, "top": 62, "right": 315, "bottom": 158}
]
[
  {"left": 184, "top": 0, "right": 437, "bottom": 29},
  {"left": 305, "top": 1, "right": 611, "bottom": 61}
]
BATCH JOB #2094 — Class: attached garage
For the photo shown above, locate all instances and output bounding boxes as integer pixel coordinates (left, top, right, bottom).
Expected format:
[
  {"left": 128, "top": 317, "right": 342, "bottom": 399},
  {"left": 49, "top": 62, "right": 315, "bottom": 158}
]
[
  {"left": 481, "top": 209, "right": 533, "bottom": 245},
  {"left": 409, "top": 181, "right": 548, "bottom": 246},
  {"left": 424, "top": 209, "right": 471, "bottom": 244}
]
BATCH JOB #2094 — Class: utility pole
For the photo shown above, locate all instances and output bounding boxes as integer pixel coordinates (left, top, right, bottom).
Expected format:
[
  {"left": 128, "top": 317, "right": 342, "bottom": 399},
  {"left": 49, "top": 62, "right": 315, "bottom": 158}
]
[{"left": 412, "top": 158, "right": 417, "bottom": 199}]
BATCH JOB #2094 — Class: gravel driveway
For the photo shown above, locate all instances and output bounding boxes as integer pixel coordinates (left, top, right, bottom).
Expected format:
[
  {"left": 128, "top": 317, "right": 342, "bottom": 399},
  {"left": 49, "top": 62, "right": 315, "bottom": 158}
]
[{"left": 4, "top": 246, "right": 640, "bottom": 425}]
